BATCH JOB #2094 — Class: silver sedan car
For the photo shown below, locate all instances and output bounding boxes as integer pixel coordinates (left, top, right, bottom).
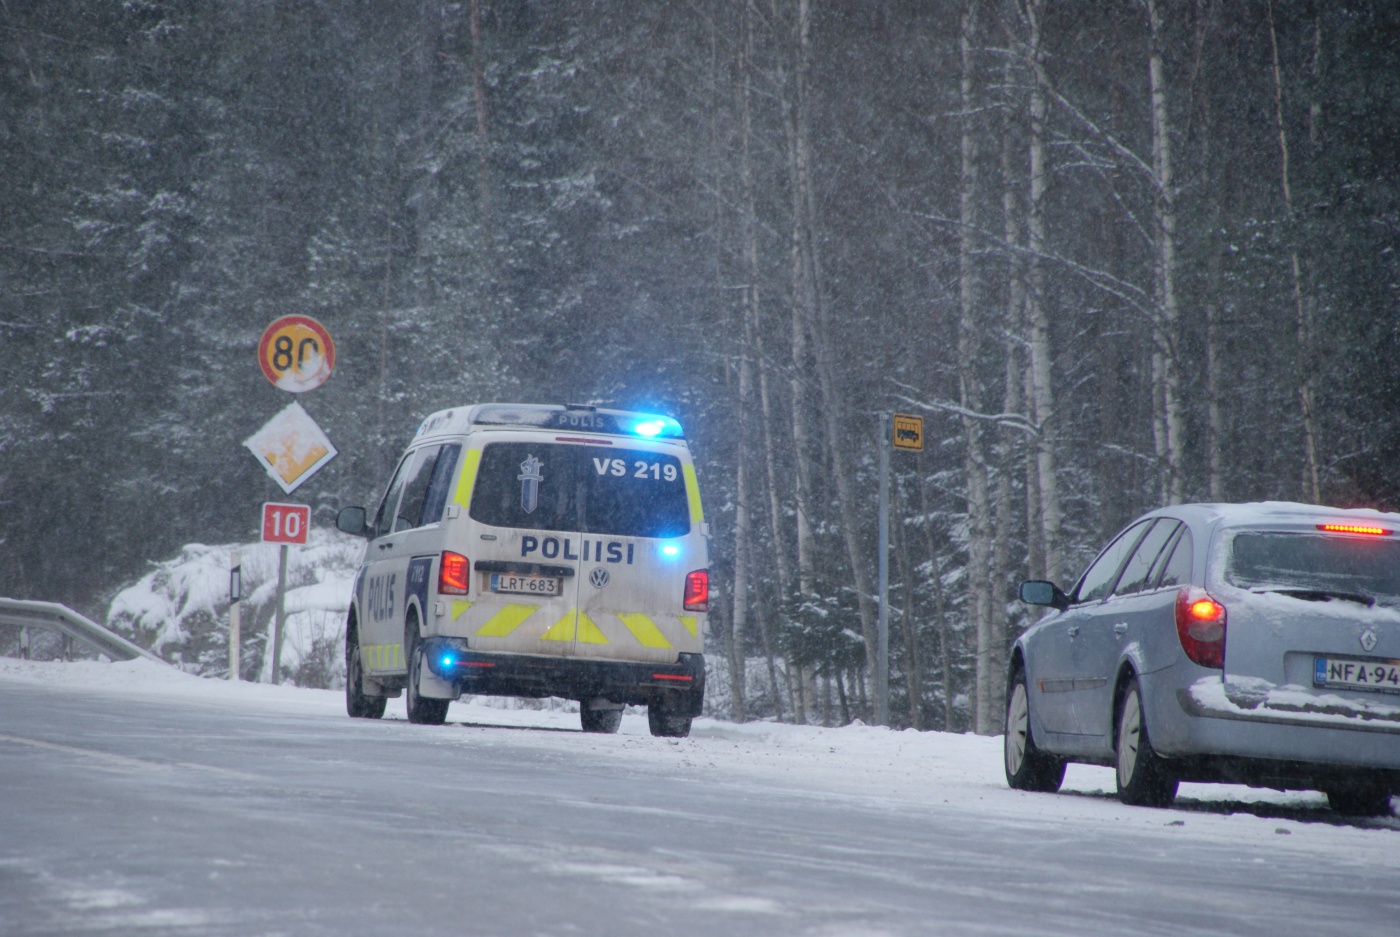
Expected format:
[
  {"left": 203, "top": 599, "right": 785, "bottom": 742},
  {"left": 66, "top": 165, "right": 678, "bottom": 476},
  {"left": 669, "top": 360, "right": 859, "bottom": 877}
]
[{"left": 1005, "top": 501, "right": 1400, "bottom": 815}]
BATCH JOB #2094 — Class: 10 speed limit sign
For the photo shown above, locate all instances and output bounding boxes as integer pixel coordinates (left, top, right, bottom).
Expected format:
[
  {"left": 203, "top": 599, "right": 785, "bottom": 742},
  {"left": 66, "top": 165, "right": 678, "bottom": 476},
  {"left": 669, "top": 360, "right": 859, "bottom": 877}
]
[
  {"left": 262, "top": 502, "right": 310, "bottom": 545},
  {"left": 258, "top": 315, "right": 335, "bottom": 393}
]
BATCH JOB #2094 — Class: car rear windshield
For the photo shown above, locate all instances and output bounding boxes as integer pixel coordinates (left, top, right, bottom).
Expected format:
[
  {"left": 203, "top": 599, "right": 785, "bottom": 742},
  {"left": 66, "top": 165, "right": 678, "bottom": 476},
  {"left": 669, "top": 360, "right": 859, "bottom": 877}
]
[
  {"left": 1226, "top": 532, "right": 1400, "bottom": 603},
  {"left": 469, "top": 442, "right": 691, "bottom": 538}
]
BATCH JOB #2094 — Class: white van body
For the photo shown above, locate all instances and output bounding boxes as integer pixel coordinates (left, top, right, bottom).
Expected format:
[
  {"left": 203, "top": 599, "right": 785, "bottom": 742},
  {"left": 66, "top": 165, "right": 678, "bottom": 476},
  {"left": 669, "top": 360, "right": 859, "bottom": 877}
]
[{"left": 338, "top": 404, "right": 709, "bottom": 736}]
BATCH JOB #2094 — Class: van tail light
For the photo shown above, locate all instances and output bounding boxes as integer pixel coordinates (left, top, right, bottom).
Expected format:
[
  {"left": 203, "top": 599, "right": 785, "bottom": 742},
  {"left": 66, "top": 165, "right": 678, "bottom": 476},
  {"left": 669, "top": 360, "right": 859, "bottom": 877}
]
[
  {"left": 439, "top": 551, "right": 470, "bottom": 596},
  {"left": 1175, "top": 587, "right": 1225, "bottom": 668},
  {"left": 683, "top": 569, "right": 709, "bottom": 612}
]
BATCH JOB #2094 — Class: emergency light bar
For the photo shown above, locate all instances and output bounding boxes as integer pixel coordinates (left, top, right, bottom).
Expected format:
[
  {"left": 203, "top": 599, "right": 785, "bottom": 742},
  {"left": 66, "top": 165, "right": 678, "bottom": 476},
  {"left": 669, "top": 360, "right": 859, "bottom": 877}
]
[{"left": 470, "top": 404, "right": 685, "bottom": 439}]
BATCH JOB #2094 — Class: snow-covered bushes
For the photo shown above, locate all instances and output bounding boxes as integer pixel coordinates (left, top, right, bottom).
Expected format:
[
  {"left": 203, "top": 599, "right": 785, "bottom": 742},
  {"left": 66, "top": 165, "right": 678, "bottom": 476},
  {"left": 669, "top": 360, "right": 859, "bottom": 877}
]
[{"left": 106, "top": 529, "right": 363, "bottom": 685}]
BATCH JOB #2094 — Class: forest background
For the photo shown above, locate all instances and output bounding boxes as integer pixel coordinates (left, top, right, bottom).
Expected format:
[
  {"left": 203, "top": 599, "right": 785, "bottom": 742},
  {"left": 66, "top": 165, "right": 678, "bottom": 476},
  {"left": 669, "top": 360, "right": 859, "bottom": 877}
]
[{"left": 3, "top": 1, "right": 1398, "bottom": 733}]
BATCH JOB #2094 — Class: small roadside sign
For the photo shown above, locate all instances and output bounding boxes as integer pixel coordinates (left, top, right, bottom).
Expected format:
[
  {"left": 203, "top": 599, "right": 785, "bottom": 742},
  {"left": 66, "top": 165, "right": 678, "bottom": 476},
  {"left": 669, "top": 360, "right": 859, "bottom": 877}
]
[
  {"left": 892, "top": 413, "right": 924, "bottom": 451},
  {"left": 243, "top": 401, "right": 338, "bottom": 494},
  {"left": 262, "top": 502, "right": 310, "bottom": 545},
  {"left": 258, "top": 315, "right": 335, "bottom": 393}
]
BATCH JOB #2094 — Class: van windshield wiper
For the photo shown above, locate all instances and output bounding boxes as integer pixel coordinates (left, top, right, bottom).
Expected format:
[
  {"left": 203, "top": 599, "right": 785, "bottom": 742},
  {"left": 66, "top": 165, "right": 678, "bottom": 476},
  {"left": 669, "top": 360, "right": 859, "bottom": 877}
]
[{"left": 1253, "top": 587, "right": 1376, "bottom": 608}]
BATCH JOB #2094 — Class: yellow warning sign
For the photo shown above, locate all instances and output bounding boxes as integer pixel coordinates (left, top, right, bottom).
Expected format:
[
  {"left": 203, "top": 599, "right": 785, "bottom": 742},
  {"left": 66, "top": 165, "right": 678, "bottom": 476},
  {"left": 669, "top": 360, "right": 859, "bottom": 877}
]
[{"left": 892, "top": 413, "right": 924, "bottom": 451}]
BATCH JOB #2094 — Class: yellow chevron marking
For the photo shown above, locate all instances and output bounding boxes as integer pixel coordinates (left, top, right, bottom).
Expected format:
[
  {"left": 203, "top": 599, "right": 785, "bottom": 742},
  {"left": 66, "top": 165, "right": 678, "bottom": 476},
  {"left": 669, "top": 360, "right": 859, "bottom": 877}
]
[
  {"left": 540, "top": 610, "right": 610, "bottom": 644},
  {"left": 679, "top": 615, "right": 698, "bottom": 638},
  {"left": 540, "top": 611, "right": 576, "bottom": 642},
  {"left": 451, "top": 600, "right": 474, "bottom": 622},
  {"left": 453, "top": 448, "right": 483, "bottom": 508},
  {"left": 475, "top": 603, "right": 538, "bottom": 638},
  {"left": 577, "top": 613, "right": 609, "bottom": 645},
  {"left": 682, "top": 463, "right": 704, "bottom": 526},
  {"left": 618, "top": 612, "right": 672, "bottom": 649}
]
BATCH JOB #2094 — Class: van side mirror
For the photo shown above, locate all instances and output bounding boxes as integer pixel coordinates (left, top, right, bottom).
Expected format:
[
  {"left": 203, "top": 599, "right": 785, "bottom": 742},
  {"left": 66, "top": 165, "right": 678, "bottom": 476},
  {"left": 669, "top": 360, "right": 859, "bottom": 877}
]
[
  {"left": 1020, "top": 579, "right": 1070, "bottom": 611},
  {"left": 336, "top": 506, "right": 371, "bottom": 538}
]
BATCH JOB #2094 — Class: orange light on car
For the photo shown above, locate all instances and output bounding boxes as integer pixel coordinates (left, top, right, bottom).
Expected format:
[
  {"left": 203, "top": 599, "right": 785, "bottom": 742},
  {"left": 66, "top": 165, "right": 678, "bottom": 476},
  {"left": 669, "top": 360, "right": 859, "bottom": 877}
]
[
  {"left": 1317, "top": 524, "right": 1390, "bottom": 536},
  {"left": 439, "top": 551, "right": 470, "bottom": 595},
  {"left": 1188, "top": 598, "right": 1224, "bottom": 621}
]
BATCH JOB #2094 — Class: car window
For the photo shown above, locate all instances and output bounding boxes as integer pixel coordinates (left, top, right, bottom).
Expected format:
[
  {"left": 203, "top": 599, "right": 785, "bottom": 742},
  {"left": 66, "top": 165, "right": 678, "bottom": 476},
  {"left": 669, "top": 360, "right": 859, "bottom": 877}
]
[
  {"left": 469, "top": 442, "right": 690, "bottom": 538},
  {"left": 395, "top": 445, "right": 447, "bottom": 532},
  {"left": 1225, "top": 532, "right": 1400, "bottom": 601},
  {"left": 372, "top": 453, "right": 413, "bottom": 539},
  {"left": 1114, "top": 520, "right": 1179, "bottom": 596},
  {"left": 1154, "top": 528, "right": 1194, "bottom": 588},
  {"left": 1073, "top": 520, "right": 1152, "bottom": 604},
  {"left": 419, "top": 444, "right": 462, "bottom": 527}
]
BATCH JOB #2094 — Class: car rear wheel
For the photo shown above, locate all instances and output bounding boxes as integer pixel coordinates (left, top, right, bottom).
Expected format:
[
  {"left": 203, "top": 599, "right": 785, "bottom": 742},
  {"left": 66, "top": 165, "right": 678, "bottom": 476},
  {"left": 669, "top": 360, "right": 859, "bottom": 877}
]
[
  {"left": 405, "top": 620, "right": 449, "bottom": 726},
  {"left": 580, "top": 705, "right": 623, "bottom": 734},
  {"left": 647, "top": 701, "right": 692, "bottom": 738},
  {"left": 1004, "top": 666, "right": 1065, "bottom": 792},
  {"left": 345, "top": 619, "right": 386, "bottom": 720},
  {"left": 1325, "top": 785, "right": 1395, "bottom": 817},
  {"left": 1116, "top": 677, "right": 1178, "bottom": 807}
]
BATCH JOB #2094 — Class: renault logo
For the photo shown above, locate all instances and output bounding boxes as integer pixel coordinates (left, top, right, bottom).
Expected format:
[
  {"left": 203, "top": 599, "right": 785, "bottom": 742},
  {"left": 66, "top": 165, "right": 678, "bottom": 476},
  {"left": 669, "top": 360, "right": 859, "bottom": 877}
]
[
  {"left": 1360, "top": 629, "right": 1378, "bottom": 652},
  {"left": 589, "top": 568, "right": 610, "bottom": 589}
]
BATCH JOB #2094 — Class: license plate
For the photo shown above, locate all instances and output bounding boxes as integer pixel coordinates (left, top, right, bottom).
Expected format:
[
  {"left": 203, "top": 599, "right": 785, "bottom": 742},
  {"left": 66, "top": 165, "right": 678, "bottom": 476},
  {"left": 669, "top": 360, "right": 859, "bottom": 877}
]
[
  {"left": 489, "top": 573, "right": 560, "bottom": 597},
  {"left": 1313, "top": 655, "right": 1400, "bottom": 694}
]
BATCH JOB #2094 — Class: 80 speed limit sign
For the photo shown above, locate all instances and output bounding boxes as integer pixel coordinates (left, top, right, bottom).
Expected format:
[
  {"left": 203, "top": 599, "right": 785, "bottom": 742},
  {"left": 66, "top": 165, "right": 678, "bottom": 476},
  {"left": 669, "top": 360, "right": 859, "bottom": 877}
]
[{"left": 258, "top": 315, "right": 335, "bottom": 393}]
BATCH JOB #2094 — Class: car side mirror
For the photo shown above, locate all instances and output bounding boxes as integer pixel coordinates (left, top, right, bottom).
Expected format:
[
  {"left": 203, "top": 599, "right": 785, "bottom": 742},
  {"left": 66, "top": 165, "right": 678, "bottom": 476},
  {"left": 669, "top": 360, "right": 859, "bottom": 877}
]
[
  {"left": 336, "top": 506, "right": 371, "bottom": 538},
  {"left": 1020, "top": 579, "right": 1070, "bottom": 611}
]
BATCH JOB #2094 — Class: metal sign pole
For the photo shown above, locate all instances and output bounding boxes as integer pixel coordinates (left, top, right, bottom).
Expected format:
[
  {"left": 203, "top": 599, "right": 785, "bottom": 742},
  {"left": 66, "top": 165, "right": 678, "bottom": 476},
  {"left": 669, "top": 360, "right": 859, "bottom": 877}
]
[
  {"left": 876, "top": 412, "right": 891, "bottom": 726},
  {"left": 271, "top": 543, "right": 288, "bottom": 684},
  {"left": 228, "top": 550, "right": 241, "bottom": 681}
]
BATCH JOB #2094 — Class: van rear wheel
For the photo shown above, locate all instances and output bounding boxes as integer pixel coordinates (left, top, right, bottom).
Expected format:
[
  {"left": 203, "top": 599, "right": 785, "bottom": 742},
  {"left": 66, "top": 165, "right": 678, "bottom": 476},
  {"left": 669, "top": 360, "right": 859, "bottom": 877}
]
[
  {"left": 580, "top": 705, "right": 623, "bottom": 734},
  {"left": 405, "top": 620, "right": 449, "bottom": 726},
  {"left": 647, "top": 702, "right": 692, "bottom": 738}
]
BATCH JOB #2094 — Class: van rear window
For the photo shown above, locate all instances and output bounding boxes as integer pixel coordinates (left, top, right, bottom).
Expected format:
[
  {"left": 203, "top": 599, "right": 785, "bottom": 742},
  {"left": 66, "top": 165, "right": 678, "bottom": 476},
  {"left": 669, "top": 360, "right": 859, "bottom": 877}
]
[{"left": 469, "top": 442, "right": 690, "bottom": 538}]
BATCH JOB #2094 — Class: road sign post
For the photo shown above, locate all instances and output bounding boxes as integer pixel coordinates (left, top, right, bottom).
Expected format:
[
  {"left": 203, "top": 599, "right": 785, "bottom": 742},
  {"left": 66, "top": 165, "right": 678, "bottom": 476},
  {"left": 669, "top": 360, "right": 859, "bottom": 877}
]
[
  {"left": 876, "top": 412, "right": 923, "bottom": 726},
  {"left": 261, "top": 503, "right": 309, "bottom": 684}
]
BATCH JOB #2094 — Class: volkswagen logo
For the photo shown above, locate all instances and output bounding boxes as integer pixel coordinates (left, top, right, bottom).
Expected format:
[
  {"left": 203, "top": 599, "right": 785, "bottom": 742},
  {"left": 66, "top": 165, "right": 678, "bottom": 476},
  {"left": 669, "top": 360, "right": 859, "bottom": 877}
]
[
  {"left": 1360, "top": 629, "right": 1379, "bottom": 652},
  {"left": 589, "top": 568, "right": 610, "bottom": 589}
]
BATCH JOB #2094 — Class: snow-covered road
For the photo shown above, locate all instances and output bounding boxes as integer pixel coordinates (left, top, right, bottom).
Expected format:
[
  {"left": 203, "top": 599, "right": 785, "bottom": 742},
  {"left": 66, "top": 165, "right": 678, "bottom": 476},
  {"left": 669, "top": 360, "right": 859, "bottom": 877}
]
[{"left": 1, "top": 659, "right": 1396, "bottom": 936}]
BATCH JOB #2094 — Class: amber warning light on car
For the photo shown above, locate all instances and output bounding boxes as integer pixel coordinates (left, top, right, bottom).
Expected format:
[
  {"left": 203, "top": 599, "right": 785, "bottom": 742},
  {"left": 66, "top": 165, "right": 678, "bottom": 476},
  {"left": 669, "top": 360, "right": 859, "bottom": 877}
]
[
  {"left": 1317, "top": 523, "right": 1391, "bottom": 536},
  {"left": 1175, "top": 588, "right": 1226, "bottom": 669}
]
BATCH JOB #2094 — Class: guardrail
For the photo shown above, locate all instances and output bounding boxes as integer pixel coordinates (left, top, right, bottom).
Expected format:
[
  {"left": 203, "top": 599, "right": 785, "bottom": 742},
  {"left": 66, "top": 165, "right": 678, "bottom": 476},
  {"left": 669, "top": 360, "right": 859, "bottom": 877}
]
[{"left": 0, "top": 598, "right": 166, "bottom": 665}]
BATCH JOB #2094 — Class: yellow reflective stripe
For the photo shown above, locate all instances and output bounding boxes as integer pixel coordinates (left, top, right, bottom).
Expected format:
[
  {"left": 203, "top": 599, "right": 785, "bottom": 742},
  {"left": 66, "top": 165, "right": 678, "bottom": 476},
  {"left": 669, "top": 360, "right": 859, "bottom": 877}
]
[
  {"left": 474, "top": 603, "right": 538, "bottom": 638},
  {"left": 682, "top": 463, "right": 703, "bottom": 526},
  {"left": 450, "top": 600, "right": 474, "bottom": 621},
  {"left": 540, "top": 610, "right": 610, "bottom": 644},
  {"left": 618, "top": 612, "right": 673, "bottom": 649},
  {"left": 363, "top": 643, "right": 405, "bottom": 671},
  {"left": 453, "top": 448, "right": 483, "bottom": 509},
  {"left": 678, "top": 615, "right": 698, "bottom": 638}
]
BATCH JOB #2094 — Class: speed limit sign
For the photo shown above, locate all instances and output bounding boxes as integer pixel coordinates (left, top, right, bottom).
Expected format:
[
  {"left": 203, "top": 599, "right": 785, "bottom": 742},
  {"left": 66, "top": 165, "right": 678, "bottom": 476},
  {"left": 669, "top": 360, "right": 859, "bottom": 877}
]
[
  {"left": 258, "top": 315, "right": 335, "bottom": 393},
  {"left": 262, "top": 502, "right": 310, "bottom": 545}
]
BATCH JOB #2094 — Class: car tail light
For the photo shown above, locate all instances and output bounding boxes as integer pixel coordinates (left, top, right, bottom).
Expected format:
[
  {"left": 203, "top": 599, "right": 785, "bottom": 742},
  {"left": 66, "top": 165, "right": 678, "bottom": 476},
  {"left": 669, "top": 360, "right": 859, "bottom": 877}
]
[
  {"left": 439, "top": 551, "right": 470, "bottom": 595},
  {"left": 683, "top": 569, "right": 709, "bottom": 612},
  {"left": 1175, "top": 587, "right": 1225, "bottom": 668}
]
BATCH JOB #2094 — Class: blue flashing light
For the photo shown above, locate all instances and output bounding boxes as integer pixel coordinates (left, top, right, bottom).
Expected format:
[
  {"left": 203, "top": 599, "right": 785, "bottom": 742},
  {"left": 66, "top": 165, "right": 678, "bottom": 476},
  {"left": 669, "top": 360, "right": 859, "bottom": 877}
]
[
  {"left": 440, "top": 654, "right": 456, "bottom": 670},
  {"left": 660, "top": 543, "right": 681, "bottom": 558},
  {"left": 629, "top": 414, "right": 684, "bottom": 439}
]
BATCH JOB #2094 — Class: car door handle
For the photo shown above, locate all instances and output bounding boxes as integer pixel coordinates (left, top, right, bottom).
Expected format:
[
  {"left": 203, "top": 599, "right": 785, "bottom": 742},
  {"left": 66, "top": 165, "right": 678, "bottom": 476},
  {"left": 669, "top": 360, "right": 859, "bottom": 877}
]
[
  {"left": 1067, "top": 626, "right": 1080, "bottom": 637},
  {"left": 1113, "top": 623, "right": 1128, "bottom": 636},
  {"left": 377, "top": 541, "right": 395, "bottom": 550}
]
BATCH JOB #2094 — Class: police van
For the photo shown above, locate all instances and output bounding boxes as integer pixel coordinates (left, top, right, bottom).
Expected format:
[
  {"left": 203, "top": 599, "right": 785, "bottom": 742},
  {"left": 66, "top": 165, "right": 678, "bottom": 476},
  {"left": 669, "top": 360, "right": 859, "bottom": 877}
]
[{"left": 335, "top": 403, "right": 709, "bottom": 737}]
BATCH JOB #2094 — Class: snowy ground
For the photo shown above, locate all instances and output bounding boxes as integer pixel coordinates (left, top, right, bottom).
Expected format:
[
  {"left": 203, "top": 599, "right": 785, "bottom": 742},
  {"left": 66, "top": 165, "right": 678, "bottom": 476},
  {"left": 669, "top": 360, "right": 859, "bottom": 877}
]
[{"left": 3, "top": 654, "right": 1395, "bottom": 861}]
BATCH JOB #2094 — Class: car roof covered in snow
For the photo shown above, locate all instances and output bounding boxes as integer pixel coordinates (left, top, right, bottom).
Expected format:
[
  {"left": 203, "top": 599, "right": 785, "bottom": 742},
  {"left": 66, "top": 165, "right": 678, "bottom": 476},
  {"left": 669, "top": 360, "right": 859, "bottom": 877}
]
[{"left": 1141, "top": 501, "right": 1400, "bottom": 533}]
